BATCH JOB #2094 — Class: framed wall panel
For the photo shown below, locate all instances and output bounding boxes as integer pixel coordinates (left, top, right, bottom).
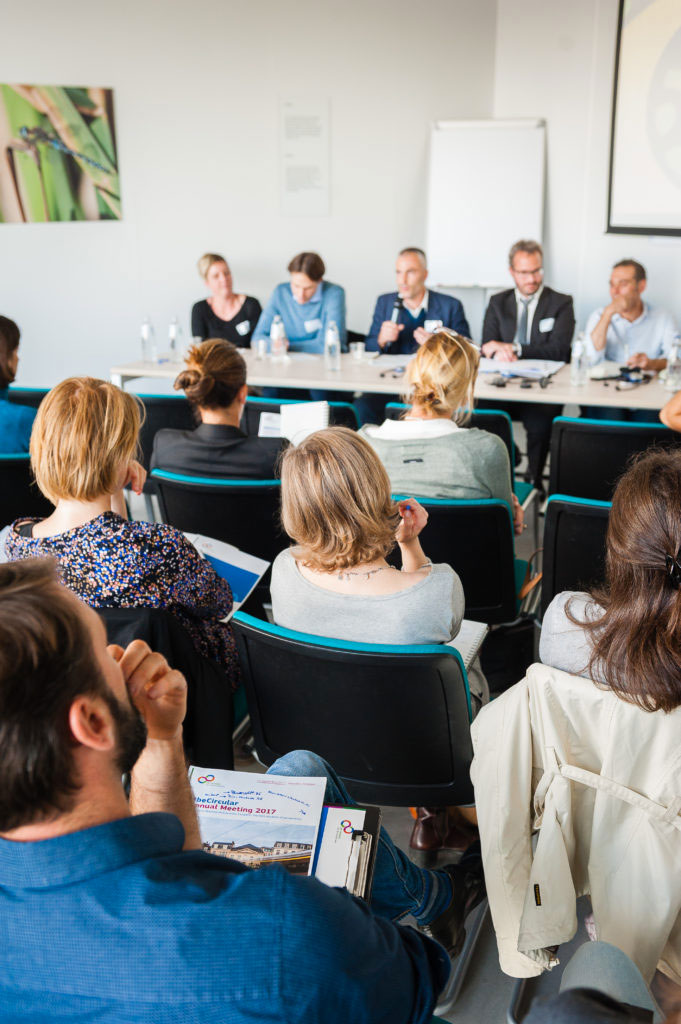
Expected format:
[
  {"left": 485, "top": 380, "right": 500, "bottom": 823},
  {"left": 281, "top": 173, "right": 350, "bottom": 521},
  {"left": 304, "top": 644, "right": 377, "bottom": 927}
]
[{"left": 608, "top": 0, "right": 681, "bottom": 235}]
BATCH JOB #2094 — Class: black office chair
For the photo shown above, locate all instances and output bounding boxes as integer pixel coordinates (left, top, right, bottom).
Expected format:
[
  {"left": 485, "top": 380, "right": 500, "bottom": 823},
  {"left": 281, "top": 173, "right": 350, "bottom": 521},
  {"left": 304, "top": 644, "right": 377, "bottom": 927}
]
[
  {"left": 150, "top": 470, "right": 284, "bottom": 562},
  {"left": 548, "top": 416, "right": 681, "bottom": 501},
  {"left": 541, "top": 495, "right": 610, "bottom": 618},
  {"left": 136, "top": 394, "right": 196, "bottom": 471},
  {"left": 242, "top": 396, "right": 359, "bottom": 435},
  {"left": 391, "top": 495, "right": 524, "bottom": 624},
  {"left": 232, "top": 610, "right": 487, "bottom": 1012},
  {"left": 7, "top": 386, "right": 49, "bottom": 410},
  {"left": 0, "top": 454, "right": 53, "bottom": 524},
  {"left": 100, "top": 606, "right": 234, "bottom": 770}
]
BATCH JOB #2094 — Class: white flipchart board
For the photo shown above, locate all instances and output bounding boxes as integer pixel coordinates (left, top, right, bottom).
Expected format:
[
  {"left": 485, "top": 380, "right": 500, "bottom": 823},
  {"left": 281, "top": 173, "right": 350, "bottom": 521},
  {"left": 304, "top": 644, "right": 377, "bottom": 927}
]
[{"left": 426, "top": 119, "right": 545, "bottom": 288}]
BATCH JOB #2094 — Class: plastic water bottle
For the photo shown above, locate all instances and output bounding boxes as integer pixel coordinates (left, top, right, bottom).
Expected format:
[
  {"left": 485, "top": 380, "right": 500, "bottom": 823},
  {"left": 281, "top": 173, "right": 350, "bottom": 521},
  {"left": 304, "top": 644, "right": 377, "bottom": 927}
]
[
  {"left": 270, "top": 315, "right": 287, "bottom": 361},
  {"left": 665, "top": 335, "right": 681, "bottom": 391},
  {"left": 140, "top": 317, "right": 157, "bottom": 363},
  {"left": 570, "top": 332, "right": 587, "bottom": 387},
  {"left": 168, "top": 316, "right": 181, "bottom": 358},
  {"left": 324, "top": 321, "right": 341, "bottom": 372}
]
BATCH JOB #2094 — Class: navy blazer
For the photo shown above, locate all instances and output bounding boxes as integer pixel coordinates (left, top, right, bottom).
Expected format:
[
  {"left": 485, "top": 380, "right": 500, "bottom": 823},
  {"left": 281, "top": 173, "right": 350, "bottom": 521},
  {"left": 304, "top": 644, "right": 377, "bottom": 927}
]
[
  {"left": 481, "top": 286, "right": 575, "bottom": 362},
  {"left": 365, "top": 291, "right": 471, "bottom": 354}
]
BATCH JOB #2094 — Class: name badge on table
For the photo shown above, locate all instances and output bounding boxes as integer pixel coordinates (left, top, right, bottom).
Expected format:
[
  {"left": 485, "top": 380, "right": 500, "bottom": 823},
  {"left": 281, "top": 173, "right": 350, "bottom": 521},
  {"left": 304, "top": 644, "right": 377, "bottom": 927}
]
[
  {"left": 424, "top": 319, "right": 443, "bottom": 333},
  {"left": 235, "top": 320, "right": 251, "bottom": 336},
  {"left": 538, "top": 317, "right": 555, "bottom": 333},
  {"left": 304, "top": 318, "right": 323, "bottom": 333}
]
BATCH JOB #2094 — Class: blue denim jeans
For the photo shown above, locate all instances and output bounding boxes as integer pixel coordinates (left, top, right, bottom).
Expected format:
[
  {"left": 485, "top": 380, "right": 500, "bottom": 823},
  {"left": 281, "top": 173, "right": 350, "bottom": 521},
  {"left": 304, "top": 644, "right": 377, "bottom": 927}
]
[{"left": 268, "top": 750, "right": 453, "bottom": 925}]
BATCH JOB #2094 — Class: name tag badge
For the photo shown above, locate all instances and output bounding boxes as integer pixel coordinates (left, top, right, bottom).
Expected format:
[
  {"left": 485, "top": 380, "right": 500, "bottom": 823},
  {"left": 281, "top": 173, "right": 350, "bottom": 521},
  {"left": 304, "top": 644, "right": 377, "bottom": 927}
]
[
  {"left": 235, "top": 320, "right": 250, "bottom": 336},
  {"left": 538, "top": 317, "right": 555, "bottom": 333},
  {"left": 424, "top": 319, "right": 443, "bottom": 333},
  {"left": 304, "top": 318, "right": 323, "bottom": 333}
]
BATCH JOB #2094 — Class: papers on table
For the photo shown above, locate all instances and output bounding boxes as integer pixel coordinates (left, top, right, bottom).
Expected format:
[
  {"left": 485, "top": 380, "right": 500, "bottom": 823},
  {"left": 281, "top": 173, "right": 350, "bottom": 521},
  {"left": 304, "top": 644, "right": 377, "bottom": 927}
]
[
  {"left": 374, "top": 353, "right": 411, "bottom": 369},
  {"left": 184, "top": 534, "right": 269, "bottom": 615},
  {"left": 478, "top": 358, "right": 565, "bottom": 379},
  {"left": 446, "top": 618, "right": 488, "bottom": 670},
  {"left": 588, "top": 360, "right": 622, "bottom": 379},
  {"left": 189, "top": 767, "right": 326, "bottom": 876}
]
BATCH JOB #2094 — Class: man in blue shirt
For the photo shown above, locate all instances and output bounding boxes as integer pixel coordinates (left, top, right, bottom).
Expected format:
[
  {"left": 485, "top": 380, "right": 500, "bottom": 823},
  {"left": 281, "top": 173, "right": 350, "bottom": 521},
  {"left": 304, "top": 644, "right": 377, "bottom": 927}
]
[
  {"left": 0, "top": 559, "right": 483, "bottom": 1024},
  {"left": 366, "top": 247, "right": 470, "bottom": 355},
  {"left": 585, "top": 259, "right": 677, "bottom": 369}
]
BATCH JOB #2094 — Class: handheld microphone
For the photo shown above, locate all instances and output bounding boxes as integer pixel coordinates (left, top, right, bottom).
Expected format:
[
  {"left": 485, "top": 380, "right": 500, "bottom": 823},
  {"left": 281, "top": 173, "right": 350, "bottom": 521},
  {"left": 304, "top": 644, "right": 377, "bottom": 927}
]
[{"left": 390, "top": 297, "right": 404, "bottom": 324}]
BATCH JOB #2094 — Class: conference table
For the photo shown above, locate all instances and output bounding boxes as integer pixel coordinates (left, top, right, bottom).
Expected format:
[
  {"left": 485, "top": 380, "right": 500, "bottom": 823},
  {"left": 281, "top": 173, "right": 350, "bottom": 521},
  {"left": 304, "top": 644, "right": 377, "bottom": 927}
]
[{"left": 110, "top": 351, "right": 673, "bottom": 412}]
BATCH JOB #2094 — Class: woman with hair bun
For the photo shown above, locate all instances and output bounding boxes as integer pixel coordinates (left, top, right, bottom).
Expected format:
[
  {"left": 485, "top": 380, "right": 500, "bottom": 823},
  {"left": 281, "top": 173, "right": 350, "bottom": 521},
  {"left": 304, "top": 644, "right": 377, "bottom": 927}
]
[
  {"left": 150, "top": 339, "right": 284, "bottom": 479},
  {"left": 191, "top": 253, "right": 261, "bottom": 346},
  {"left": 360, "top": 329, "right": 524, "bottom": 535}
]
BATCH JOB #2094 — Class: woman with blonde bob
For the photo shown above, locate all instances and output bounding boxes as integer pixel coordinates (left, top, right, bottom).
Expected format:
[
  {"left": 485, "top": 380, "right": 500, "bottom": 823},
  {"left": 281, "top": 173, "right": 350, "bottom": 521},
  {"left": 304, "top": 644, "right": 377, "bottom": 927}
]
[
  {"left": 150, "top": 339, "right": 284, "bottom": 478},
  {"left": 4, "top": 377, "right": 237, "bottom": 681},
  {"left": 360, "top": 329, "right": 523, "bottom": 534},
  {"left": 191, "top": 253, "right": 261, "bottom": 346},
  {"left": 271, "top": 425, "right": 485, "bottom": 851}
]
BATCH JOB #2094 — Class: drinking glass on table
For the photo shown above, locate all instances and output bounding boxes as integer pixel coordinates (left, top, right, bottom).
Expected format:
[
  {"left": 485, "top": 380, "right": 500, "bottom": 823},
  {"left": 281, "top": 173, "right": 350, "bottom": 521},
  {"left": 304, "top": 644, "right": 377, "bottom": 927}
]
[{"left": 350, "top": 341, "right": 366, "bottom": 361}]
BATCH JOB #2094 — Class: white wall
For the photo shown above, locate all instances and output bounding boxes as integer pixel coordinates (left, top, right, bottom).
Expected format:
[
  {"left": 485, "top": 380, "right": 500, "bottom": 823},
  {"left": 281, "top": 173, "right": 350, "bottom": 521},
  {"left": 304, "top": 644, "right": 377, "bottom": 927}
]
[
  {"left": 493, "top": 0, "right": 681, "bottom": 334},
  {"left": 1, "top": 0, "right": 497, "bottom": 387}
]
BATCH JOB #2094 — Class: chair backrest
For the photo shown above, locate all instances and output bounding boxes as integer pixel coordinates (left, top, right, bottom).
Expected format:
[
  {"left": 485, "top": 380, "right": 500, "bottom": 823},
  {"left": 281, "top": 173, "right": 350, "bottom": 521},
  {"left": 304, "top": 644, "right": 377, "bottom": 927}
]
[
  {"left": 392, "top": 495, "right": 517, "bottom": 623},
  {"left": 541, "top": 495, "right": 611, "bottom": 617},
  {"left": 136, "top": 394, "right": 196, "bottom": 471},
  {"left": 548, "top": 416, "right": 681, "bottom": 501},
  {"left": 0, "top": 454, "right": 53, "bottom": 525},
  {"left": 100, "top": 606, "right": 234, "bottom": 769},
  {"left": 232, "top": 611, "right": 474, "bottom": 806},
  {"left": 7, "top": 386, "right": 49, "bottom": 410},
  {"left": 242, "top": 396, "right": 359, "bottom": 435},
  {"left": 384, "top": 402, "right": 514, "bottom": 465},
  {"left": 150, "top": 470, "right": 284, "bottom": 562}
]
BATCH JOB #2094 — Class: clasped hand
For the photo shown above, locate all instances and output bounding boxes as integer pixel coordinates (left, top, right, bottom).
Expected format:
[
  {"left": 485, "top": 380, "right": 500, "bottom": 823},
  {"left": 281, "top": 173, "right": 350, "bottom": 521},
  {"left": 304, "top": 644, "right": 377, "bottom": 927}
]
[{"left": 107, "top": 640, "right": 187, "bottom": 741}]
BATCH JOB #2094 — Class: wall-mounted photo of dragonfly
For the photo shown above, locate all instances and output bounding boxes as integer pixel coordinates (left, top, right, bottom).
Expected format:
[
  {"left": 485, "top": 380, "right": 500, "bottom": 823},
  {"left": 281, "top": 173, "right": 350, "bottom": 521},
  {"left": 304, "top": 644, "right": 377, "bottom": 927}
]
[{"left": 0, "top": 84, "right": 121, "bottom": 223}]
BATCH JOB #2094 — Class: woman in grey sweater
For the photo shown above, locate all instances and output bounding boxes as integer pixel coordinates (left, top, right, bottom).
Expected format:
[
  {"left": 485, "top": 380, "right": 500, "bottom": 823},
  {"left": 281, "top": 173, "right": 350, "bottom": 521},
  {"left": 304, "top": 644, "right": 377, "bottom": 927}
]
[
  {"left": 360, "top": 329, "right": 524, "bottom": 536},
  {"left": 271, "top": 426, "right": 484, "bottom": 852}
]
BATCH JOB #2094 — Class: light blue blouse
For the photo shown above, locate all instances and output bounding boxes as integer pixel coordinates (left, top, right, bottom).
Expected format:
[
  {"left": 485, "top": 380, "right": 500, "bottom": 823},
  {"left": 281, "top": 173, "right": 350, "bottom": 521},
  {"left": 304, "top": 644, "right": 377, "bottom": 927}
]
[{"left": 252, "top": 281, "right": 347, "bottom": 353}]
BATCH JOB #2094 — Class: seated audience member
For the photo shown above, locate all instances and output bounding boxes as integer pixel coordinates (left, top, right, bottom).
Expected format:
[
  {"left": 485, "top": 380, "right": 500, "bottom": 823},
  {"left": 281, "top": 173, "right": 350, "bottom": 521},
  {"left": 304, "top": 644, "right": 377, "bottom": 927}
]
[
  {"left": 4, "top": 377, "right": 238, "bottom": 684},
  {"left": 360, "top": 329, "right": 524, "bottom": 535},
  {"left": 366, "top": 248, "right": 470, "bottom": 356},
  {"left": 0, "top": 558, "right": 485, "bottom": 1021},
  {"left": 252, "top": 251, "right": 346, "bottom": 354},
  {"left": 191, "top": 253, "right": 262, "bottom": 347},
  {"left": 539, "top": 447, "right": 681, "bottom": 688},
  {"left": 660, "top": 389, "right": 681, "bottom": 432},
  {"left": 271, "top": 427, "right": 487, "bottom": 850},
  {"left": 151, "top": 339, "right": 285, "bottom": 478},
  {"left": 470, "top": 450, "right": 681, "bottom": 984},
  {"left": 0, "top": 316, "right": 36, "bottom": 454},
  {"left": 585, "top": 259, "right": 676, "bottom": 372},
  {"left": 481, "top": 239, "right": 575, "bottom": 491}
]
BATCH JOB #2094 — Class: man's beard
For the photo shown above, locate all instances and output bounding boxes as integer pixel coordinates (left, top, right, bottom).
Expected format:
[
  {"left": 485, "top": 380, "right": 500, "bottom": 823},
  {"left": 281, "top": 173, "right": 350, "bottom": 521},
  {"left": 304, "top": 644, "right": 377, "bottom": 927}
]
[{"left": 104, "top": 691, "right": 148, "bottom": 775}]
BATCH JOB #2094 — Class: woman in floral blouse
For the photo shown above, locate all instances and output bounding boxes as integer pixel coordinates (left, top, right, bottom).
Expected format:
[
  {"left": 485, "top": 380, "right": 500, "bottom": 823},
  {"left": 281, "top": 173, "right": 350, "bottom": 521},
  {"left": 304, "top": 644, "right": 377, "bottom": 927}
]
[{"left": 4, "top": 376, "right": 238, "bottom": 684}]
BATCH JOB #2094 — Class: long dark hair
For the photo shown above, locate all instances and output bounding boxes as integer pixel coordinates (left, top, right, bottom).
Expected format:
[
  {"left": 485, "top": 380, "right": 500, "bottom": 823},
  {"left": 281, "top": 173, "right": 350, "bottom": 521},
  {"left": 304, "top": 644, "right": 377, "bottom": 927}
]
[{"left": 568, "top": 448, "right": 681, "bottom": 713}]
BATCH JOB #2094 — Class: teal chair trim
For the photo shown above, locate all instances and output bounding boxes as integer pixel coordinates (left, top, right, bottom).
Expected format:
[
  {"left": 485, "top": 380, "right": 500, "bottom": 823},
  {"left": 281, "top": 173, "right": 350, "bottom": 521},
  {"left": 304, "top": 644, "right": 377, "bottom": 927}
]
[
  {"left": 233, "top": 611, "right": 473, "bottom": 723},
  {"left": 392, "top": 493, "right": 514, "bottom": 525},
  {"left": 513, "top": 480, "right": 533, "bottom": 505},
  {"left": 150, "top": 469, "right": 279, "bottom": 487},
  {"left": 0, "top": 453, "right": 31, "bottom": 462},
  {"left": 547, "top": 493, "right": 612, "bottom": 510},
  {"left": 554, "top": 415, "right": 672, "bottom": 432}
]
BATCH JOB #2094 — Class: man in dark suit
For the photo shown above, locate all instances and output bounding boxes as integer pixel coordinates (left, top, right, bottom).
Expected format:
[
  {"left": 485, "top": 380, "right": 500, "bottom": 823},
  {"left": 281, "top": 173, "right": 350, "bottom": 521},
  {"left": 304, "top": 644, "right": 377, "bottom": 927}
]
[
  {"left": 366, "top": 247, "right": 470, "bottom": 354},
  {"left": 481, "top": 239, "right": 575, "bottom": 491}
]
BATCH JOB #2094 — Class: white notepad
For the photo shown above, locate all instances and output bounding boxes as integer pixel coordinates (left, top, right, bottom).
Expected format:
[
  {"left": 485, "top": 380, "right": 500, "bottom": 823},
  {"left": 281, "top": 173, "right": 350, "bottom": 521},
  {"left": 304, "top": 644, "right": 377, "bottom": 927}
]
[{"left": 446, "top": 618, "right": 488, "bottom": 670}]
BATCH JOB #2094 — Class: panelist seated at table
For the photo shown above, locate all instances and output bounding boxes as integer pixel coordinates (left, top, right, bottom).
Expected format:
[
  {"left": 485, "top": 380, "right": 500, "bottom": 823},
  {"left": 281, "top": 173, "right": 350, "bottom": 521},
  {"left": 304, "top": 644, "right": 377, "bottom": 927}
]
[
  {"left": 191, "top": 253, "right": 262, "bottom": 347},
  {"left": 366, "top": 247, "right": 470, "bottom": 356},
  {"left": 585, "top": 259, "right": 677, "bottom": 371},
  {"left": 481, "top": 239, "right": 575, "bottom": 492},
  {"left": 252, "top": 251, "right": 346, "bottom": 354},
  {"left": 150, "top": 339, "right": 285, "bottom": 479}
]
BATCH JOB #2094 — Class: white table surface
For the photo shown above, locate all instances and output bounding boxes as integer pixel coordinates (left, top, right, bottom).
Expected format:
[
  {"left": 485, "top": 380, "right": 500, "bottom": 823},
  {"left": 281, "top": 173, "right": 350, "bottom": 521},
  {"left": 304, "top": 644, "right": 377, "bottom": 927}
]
[{"left": 110, "top": 352, "right": 672, "bottom": 412}]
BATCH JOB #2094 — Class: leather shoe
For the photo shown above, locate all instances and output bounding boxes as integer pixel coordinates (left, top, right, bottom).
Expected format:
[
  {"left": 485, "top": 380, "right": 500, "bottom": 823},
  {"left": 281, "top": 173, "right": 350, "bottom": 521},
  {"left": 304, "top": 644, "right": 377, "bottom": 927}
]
[
  {"left": 409, "top": 807, "right": 445, "bottom": 851},
  {"left": 419, "top": 842, "right": 486, "bottom": 957}
]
